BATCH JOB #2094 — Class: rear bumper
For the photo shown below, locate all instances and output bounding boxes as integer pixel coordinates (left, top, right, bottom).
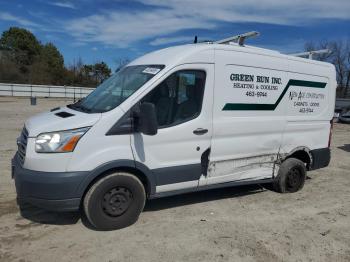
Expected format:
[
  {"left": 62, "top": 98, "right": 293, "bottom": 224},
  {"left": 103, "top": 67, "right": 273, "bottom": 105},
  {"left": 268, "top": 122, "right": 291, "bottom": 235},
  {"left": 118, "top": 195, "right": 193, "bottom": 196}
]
[{"left": 12, "top": 153, "right": 88, "bottom": 212}]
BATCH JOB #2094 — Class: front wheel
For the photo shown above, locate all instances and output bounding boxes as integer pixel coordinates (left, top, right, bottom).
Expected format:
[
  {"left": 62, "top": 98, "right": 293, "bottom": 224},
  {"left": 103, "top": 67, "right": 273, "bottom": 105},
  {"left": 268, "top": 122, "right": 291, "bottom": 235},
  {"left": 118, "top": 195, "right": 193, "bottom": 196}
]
[
  {"left": 273, "top": 158, "right": 306, "bottom": 193},
  {"left": 83, "top": 172, "right": 146, "bottom": 230}
]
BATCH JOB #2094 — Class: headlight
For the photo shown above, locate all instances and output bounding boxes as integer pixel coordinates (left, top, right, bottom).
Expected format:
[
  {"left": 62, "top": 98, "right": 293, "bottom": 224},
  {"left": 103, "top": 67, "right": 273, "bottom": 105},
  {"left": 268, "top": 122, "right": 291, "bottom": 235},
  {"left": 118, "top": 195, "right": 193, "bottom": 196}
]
[{"left": 35, "top": 127, "right": 90, "bottom": 153}]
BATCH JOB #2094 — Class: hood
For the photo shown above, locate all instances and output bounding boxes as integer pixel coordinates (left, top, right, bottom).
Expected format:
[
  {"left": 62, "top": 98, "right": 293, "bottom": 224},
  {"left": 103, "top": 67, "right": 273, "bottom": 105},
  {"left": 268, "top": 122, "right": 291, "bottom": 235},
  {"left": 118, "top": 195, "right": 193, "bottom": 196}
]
[{"left": 25, "top": 106, "right": 101, "bottom": 137}]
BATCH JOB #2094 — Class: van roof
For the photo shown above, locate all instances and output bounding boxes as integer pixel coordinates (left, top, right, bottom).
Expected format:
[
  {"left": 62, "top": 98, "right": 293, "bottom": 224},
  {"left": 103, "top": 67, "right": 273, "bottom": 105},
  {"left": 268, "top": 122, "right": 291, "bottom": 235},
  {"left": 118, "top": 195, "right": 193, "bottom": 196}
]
[{"left": 129, "top": 42, "right": 333, "bottom": 68}]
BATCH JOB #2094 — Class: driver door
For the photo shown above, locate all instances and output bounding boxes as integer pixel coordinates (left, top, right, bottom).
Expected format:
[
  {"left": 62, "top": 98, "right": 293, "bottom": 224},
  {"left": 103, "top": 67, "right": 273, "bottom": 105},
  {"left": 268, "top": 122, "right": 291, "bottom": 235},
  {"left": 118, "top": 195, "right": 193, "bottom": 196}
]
[{"left": 131, "top": 64, "right": 214, "bottom": 194}]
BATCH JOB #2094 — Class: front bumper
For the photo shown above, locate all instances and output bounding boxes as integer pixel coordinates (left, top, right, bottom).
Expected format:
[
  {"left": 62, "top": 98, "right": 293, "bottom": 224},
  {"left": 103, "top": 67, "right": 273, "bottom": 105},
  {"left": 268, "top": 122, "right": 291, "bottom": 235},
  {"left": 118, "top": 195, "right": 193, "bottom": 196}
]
[{"left": 12, "top": 153, "right": 89, "bottom": 212}]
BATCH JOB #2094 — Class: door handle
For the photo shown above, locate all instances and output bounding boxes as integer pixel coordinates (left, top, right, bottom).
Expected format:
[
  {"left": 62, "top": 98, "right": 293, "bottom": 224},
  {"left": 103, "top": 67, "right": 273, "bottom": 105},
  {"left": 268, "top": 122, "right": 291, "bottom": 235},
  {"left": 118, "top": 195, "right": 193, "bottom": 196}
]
[{"left": 193, "top": 128, "right": 208, "bottom": 135}]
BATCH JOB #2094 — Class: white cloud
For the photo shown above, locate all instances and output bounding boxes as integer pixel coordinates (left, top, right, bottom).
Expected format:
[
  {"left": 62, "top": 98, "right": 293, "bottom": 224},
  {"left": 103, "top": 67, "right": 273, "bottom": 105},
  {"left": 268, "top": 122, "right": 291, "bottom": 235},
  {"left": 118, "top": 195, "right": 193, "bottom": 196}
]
[
  {"left": 0, "top": 12, "right": 39, "bottom": 28},
  {"left": 62, "top": 0, "right": 350, "bottom": 48},
  {"left": 137, "top": 0, "right": 350, "bottom": 22},
  {"left": 259, "top": 38, "right": 307, "bottom": 54},
  {"left": 64, "top": 10, "right": 215, "bottom": 48},
  {"left": 150, "top": 36, "right": 195, "bottom": 46},
  {"left": 51, "top": 1, "right": 76, "bottom": 9},
  {"left": 2, "top": 0, "right": 348, "bottom": 50}
]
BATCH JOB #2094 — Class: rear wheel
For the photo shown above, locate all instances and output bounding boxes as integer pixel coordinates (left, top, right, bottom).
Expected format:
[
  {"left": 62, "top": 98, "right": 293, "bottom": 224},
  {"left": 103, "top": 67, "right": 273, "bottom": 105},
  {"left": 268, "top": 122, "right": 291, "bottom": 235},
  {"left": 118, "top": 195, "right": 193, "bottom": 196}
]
[
  {"left": 273, "top": 158, "right": 306, "bottom": 193},
  {"left": 83, "top": 172, "right": 146, "bottom": 230}
]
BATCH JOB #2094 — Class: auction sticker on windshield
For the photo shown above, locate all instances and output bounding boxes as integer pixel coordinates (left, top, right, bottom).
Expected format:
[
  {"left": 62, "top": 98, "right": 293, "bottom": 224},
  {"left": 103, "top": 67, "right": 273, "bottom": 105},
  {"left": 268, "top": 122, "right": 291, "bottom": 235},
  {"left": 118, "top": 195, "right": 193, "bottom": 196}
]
[{"left": 142, "top": 67, "right": 161, "bottom": 75}]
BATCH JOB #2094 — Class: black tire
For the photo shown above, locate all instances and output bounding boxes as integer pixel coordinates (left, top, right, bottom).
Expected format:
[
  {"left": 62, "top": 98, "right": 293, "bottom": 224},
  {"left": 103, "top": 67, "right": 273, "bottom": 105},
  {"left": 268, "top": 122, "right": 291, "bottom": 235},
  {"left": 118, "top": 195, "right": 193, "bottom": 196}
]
[
  {"left": 83, "top": 172, "right": 146, "bottom": 230},
  {"left": 273, "top": 158, "right": 306, "bottom": 193}
]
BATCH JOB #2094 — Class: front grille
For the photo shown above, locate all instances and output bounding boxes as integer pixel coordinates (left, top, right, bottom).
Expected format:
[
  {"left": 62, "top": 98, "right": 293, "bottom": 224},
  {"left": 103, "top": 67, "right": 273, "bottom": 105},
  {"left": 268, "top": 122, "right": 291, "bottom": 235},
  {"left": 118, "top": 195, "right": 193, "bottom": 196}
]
[{"left": 17, "top": 127, "right": 28, "bottom": 165}]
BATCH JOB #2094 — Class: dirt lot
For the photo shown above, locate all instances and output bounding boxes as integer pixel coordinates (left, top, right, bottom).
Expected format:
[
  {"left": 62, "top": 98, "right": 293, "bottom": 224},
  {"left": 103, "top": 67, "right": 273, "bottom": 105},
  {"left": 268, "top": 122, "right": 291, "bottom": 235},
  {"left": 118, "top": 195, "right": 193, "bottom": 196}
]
[{"left": 0, "top": 97, "right": 349, "bottom": 262}]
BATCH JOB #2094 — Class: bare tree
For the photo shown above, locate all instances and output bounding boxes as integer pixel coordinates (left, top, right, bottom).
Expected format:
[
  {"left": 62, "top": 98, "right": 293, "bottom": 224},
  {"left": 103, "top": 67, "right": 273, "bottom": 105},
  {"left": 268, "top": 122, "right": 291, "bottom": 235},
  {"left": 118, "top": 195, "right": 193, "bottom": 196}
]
[
  {"left": 305, "top": 40, "right": 350, "bottom": 98},
  {"left": 114, "top": 57, "right": 130, "bottom": 72}
]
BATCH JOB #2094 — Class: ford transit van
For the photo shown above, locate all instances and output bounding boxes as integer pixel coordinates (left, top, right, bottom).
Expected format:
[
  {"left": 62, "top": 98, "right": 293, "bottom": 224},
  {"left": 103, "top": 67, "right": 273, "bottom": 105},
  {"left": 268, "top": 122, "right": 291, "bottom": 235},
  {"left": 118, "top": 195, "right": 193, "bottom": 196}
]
[{"left": 12, "top": 37, "right": 336, "bottom": 230}]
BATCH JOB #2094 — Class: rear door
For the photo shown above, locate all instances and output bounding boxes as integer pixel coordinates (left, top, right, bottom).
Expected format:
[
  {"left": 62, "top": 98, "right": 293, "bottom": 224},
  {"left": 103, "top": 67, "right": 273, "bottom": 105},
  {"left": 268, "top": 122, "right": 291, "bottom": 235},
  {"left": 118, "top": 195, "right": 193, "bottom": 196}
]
[{"left": 131, "top": 64, "right": 214, "bottom": 193}]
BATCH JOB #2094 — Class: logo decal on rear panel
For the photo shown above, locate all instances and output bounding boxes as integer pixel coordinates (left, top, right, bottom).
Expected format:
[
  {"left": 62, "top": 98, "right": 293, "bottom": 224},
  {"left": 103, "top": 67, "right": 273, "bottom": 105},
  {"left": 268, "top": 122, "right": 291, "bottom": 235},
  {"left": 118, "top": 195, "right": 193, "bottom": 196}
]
[{"left": 223, "top": 74, "right": 326, "bottom": 113}]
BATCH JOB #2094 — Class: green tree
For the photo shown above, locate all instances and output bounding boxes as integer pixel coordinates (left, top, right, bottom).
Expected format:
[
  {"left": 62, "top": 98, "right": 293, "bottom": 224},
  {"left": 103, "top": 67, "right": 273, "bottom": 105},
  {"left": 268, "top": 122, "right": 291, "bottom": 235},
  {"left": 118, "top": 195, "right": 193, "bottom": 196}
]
[
  {"left": 0, "top": 51, "right": 24, "bottom": 83},
  {"left": 39, "top": 43, "right": 65, "bottom": 84},
  {"left": 0, "top": 27, "right": 113, "bottom": 87},
  {"left": 93, "top": 62, "right": 111, "bottom": 83},
  {"left": 0, "top": 27, "right": 41, "bottom": 67},
  {"left": 81, "top": 64, "right": 94, "bottom": 78}
]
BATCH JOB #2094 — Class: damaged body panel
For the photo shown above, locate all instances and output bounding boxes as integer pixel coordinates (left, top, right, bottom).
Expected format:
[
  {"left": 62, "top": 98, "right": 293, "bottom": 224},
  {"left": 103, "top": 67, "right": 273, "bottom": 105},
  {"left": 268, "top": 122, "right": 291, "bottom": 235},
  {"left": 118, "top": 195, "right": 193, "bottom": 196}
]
[{"left": 206, "top": 154, "right": 279, "bottom": 185}]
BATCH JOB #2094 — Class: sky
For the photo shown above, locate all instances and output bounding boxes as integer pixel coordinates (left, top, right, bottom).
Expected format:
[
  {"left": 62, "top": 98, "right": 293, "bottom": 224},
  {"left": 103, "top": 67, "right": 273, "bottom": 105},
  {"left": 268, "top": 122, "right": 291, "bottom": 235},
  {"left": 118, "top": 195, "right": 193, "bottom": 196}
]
[{"left": 0, "top": 0, "right": 349, "bottom": 70}]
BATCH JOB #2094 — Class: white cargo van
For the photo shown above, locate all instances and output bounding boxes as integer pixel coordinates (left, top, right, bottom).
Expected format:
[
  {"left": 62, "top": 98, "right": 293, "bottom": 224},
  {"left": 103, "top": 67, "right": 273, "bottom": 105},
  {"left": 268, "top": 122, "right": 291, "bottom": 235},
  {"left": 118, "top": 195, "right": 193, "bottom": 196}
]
[{"left": 12, "top": 34, "right": 336, "bottom": 230}]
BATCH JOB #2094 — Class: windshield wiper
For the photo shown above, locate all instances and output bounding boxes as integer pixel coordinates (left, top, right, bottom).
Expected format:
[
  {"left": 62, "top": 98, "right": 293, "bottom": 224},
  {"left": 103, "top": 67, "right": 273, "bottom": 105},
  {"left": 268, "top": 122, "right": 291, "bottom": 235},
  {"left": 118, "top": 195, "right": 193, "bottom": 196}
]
[{"left": 67, "top": 103, "right": 92, "bottom": 113}]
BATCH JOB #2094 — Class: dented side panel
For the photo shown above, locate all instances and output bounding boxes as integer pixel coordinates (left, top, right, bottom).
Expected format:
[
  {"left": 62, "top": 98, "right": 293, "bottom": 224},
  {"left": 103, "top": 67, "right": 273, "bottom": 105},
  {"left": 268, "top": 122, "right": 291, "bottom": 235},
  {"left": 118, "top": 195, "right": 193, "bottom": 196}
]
[{"left": 204, "top": 154, "right": 278, "bottom": 185}]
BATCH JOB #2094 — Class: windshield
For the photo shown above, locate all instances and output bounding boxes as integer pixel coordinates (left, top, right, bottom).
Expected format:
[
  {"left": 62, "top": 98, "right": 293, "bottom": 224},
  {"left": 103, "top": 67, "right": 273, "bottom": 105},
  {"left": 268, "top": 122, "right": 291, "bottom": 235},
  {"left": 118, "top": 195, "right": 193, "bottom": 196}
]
[{"left": 68, "top": 65, "right": 164, "bottom": 113}]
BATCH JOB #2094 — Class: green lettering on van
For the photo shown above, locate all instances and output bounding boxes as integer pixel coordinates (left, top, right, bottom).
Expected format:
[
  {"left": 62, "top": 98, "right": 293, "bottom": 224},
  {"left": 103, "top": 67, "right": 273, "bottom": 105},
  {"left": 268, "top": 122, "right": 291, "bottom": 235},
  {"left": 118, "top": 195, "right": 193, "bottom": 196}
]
[{"left": 222, "top": 80, "right": 326, "bottom": 111}]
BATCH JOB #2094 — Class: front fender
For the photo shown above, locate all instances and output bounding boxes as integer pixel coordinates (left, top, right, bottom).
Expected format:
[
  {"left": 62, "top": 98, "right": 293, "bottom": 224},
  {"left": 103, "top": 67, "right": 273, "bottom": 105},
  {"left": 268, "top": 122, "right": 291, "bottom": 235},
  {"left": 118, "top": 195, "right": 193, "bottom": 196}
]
[{"left": 77, "top": 159, "right": 156, "bottom": 197}]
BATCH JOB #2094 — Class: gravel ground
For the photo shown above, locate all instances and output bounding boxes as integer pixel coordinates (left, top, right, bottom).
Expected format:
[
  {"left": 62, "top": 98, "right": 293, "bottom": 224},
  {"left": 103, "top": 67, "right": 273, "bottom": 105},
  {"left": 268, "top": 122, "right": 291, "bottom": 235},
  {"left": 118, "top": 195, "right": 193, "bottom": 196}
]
[{"left": 0, "top": 97, "right": 349, "bottom": 262}]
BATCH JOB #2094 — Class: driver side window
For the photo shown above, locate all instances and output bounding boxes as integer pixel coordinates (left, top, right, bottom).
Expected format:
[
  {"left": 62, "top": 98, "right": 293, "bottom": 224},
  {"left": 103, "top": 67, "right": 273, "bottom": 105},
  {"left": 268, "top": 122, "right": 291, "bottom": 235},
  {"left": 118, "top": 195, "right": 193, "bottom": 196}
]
[{"left": 142, "top": 70, "right": 206, "bottom": 128}]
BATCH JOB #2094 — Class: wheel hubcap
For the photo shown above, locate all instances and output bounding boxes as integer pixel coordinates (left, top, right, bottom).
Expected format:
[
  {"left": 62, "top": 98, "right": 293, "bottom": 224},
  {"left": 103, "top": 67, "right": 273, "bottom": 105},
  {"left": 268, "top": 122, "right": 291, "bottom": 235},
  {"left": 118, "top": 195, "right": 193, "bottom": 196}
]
[{"left": 102, "top": 187, "right": 133, "bottom": 217}]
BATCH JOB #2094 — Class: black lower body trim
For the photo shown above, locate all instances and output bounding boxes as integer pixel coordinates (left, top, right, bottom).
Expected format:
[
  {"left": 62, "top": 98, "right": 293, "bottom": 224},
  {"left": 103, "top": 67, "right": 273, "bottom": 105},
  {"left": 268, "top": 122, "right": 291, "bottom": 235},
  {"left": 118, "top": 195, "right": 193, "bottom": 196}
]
[
  {"left": 150, "top": 178, "right": 273, "bottom": 199},
  {"left": 17, "top": 197, "right": 81, "bottom": 212},
  {"left": 310, "top": 148, "right": 331, "bottom": 170},
  {"left": 153, "top": 164, "right": 202, "bottom": 186}
]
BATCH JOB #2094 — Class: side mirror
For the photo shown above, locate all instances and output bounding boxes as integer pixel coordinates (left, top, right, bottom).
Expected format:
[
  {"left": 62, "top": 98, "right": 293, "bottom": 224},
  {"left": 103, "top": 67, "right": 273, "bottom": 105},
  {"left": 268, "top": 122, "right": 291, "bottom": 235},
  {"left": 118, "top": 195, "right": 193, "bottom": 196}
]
[{"left": 137, "top": 102, "right": 158, "bottom": 136}]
